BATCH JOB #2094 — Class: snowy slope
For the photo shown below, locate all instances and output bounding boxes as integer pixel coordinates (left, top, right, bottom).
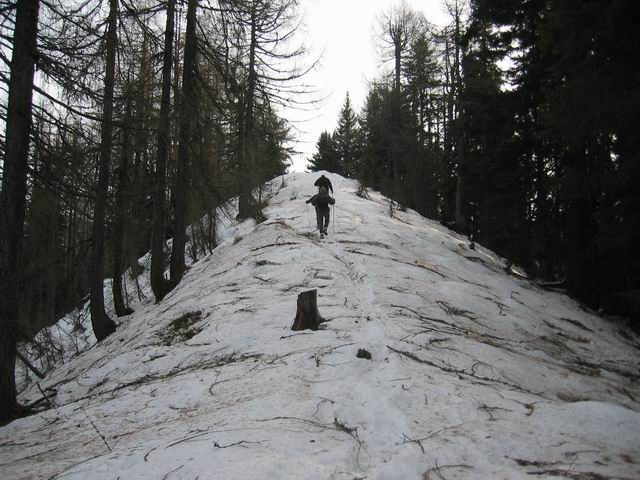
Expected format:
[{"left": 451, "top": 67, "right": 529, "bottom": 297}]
[{"left": 2, "top": 172, "right": 640, "bottom": 480}]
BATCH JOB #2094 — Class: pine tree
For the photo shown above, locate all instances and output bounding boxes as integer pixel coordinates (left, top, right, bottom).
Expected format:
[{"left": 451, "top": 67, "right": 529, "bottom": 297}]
[
  {"left": 308, "top": 131, "right": 338, "bottom": 173},
  {"left": 334, "top": 93, "right": 361, "bottom": 177},
  {"left": 461, "top": 10, "right": 526, "bottom": 259},
  {"left": 541, "top": 0, "right": 640, "bottom": 308}
]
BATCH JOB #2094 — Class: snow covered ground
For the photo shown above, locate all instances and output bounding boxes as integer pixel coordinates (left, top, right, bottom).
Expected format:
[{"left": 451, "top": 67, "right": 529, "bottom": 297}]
[{"left": 2, "top": 172, "right": 640, "bottom": 480}]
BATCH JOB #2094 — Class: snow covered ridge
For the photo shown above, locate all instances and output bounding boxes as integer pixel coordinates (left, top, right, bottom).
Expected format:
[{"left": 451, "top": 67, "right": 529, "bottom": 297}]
[{"left": 2, "top": 172, "right": 640, "bottom": 479}]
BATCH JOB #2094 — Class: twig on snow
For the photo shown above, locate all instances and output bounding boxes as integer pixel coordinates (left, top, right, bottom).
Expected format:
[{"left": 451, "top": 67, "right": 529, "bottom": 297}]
[
  {"left": 313, "top": 397, "right": 335, "bottom": 417},
  {"left": 213, "top": 439, "right": 267, "bottom": 449},
  {"left": 386, "top": 345, "right": 539, "bottom": 395},
  {"left": 37, "top": 383, "right": 52, "bottom": 408},
  {"left": 161, "top": 465, "right": 183, "bottom": 480},
  {"left": 280, "top": 332, "right": 313, "bottom": 340},
  {"left": 80, "top": 406, "right": 111, "bottom": 452},
  {"left": 423, "top": 459, "right": 472, "bottom": 479},
  {"left": 334, "top": 417, "right": 367, "bottom": 471},
  {"left": 401, "top": 433, "right": 425, "bottom": 454},
  {"left": 144, "top": 445, "right": 159, "bottom": 462}
]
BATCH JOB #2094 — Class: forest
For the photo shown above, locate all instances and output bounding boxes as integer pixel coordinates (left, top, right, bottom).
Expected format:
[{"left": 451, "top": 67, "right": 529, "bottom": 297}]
[
  {"left": 1, "top": 0, "right": 639, "bottom": 425},
  {"left": 310, "top": 0, "right": 640, "bottom": 328},
  {"left": 0, "top": 0, "right": 303, "bottom": 423}
]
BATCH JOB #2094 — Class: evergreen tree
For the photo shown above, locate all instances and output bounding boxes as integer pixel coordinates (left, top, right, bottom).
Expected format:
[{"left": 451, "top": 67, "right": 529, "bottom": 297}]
[
  {"left": 358, "top": 84, "right": 419, "bottom": 207},
  {"left": 308, "top": 131, "right": 339, "bottom": 173},
  {"left": 461, "top": 11, "right": 526, "bottom": 260},
  {"left": 334, "top": 93, "right": 361, "bottom": 177},
  {"left": 541, "top": 0, "right": 640, "bottom": 307}
]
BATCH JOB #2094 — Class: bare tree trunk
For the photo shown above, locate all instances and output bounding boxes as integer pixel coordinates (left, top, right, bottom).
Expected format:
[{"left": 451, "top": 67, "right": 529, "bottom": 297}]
[
  {"left": 112, "top": 83, "right": 134, "bottom": 317},
  {"left": 151, "top": 0, "right": 176, "bottom": 302},
  {"left": 16, "top": 351, "right": 45, "bottom": 380},
  {"left": 170, "top": 0, "right": 198, "bottom": 281},
  {"left": 394, "top": 43, "right": 401, "bottom": 93},
  {"left": 237, "top": 5, "right": 258, "bottom": 220},
  {"left": 90, "top": 0, "right": 118, "bottom": 341},
  {"left": 0, "top": 0, "right": 40, "bottom": 424},
  {"left": 452, "top": 0, "right": 467, "bottom": 233}
]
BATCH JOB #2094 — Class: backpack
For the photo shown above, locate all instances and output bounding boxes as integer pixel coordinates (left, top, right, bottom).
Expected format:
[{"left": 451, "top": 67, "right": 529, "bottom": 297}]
[{"left": 316, "top": 191, "right": 330, "bottom": 208}]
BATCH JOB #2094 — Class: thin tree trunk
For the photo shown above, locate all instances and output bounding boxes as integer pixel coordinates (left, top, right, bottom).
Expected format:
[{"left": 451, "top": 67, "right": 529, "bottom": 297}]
[
  {"left": 394, "top": 43, "right": 401, "bottom": 93},
  {"left": 151, "top": 0, "right": 176, "bottom": 302},
  {"left": 170, "top": 0, "right": 198, "bottom": 281},
  {"left": 237, "top": 5, "right": 258, "bottom": 220},
  {"left": 112, "top": 84, "right": 134, "bottom": 317},
  {"left": 452, "top": 2, "right": 467, "bottom": 233},
  {"left": 0, "top": 0, "right": 40, "bottom": 424},
  {"left": 16, "top": 351, "right": 45, "bottom": 380},
  {"left": 90, "top": 0, "right": 118, "bottom": 341}
]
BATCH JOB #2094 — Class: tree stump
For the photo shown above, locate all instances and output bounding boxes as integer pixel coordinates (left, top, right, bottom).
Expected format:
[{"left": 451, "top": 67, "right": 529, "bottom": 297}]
[{"left": 291, "top": 289, "right": 325, "bottom": 331}]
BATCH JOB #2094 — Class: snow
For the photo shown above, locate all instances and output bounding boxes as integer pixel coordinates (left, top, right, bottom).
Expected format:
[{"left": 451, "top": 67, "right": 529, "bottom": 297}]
[{"left": 2, "top": 171, "right": 640, "bottom": 480}]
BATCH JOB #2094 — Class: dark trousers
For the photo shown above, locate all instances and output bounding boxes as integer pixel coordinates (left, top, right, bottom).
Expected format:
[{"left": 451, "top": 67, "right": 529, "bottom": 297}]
[{"left": 315, "top": 207, "right": 330, "bottom": 231}]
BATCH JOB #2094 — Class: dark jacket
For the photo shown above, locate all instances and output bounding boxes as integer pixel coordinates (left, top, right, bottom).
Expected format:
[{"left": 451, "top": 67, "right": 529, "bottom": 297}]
[
  {"left": 314, "top": 175, "right": 333, "bottom": 194},
  {"left": 306, "top": 189, "right": 335, "bottom": 209}
]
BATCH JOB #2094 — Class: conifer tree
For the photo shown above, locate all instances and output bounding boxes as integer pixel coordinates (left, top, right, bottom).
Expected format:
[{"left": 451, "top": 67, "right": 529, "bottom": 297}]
[
  {"left": 0, "top": 0, "right": 40, "bottom": 424},
  {"left": 151, "top": 0, "right": 176, "bottom": 303},
  {"left": 308, "top": 131, "right": 339, "bottom": 173},
  {"left": 89, "top": 0, "right": 119, "bottom": 341},
  {"left": 170, "top": 0, "right": 199, "bottom": 282},
  {"left": 334, "top": 93, "right": 361, "bottom": 177}
]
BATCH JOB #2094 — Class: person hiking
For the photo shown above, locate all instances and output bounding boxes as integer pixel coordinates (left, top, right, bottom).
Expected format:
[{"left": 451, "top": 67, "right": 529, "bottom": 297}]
[
  {"left": 314, "top": 174, "right": 333, "bottom": 194},
  {"left": 306, "top": 186, "right": 335, "bottom": 236}
]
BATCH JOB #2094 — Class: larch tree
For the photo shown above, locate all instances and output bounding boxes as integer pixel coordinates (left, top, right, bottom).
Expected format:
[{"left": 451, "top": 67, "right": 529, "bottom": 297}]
[
  {"left": 375, "top": 0, "right": 419, "bottom": 93},
  {"left": 89, "top": 0, "right": 119, "bottom": 341},
  {"left": 170, "top": 0, "right": 199, "bottom": 281},
  {"left": 0, "top": 0, "right": 40, "bottom": 424},
  {"left": 222, "top": 0, "right": 312, "bottom": 220},
  {"left": 151, "top": 0, "right": 177, "bottom": 302},
  {"left": 111, "top": 78, "right": 135, "bottom": 317}
]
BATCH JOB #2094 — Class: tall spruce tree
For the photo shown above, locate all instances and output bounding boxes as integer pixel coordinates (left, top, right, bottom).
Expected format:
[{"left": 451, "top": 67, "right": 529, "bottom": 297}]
[
  {"left": 308, "top": 131, "right": 339, "bottom": 173},
  {"left": 541, "top": 0, "right": 640, "bottom": 309},
  {"left": 334, "top": 93, "right": 361, "bottom": 177}
]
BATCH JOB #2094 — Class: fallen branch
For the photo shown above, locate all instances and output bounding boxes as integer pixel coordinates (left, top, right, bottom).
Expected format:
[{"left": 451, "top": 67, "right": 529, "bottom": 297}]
[
  {"left": 386, "top": 345, "right": 538, "bottom": 395},
  {"left": 16, "top": 350, "right": 46, "bottom": 379},
  {"left": 478, "top": 403, "right": 512, "bottom": 421},
  {"left": 250, "top": 241, "right": 300, "bottom": 252},
  {"left": 161, "top": 465, "right": 184, "bottom": 480},
  {"left": 390, "top": 305, "right": 467, "bottom": 335},
  {"left": 424, "top": 460, "right": 472, "bottom": 479},
  {"left": 280, "top": 332, "right": 313, "bottom": 340},
  {"left": 81, "top": 406, "right": 111, "bottom": 453},
  {"left": 213, "top": 439, "right": 266, "bottom": 449},
  {"left": 334, "top": 417, "right": 366, "bottom": 471},
  {"left": 36, "top": 383, "right": 53, "bottom": 408},
  {"left": 526, "top": 469, "right": 631, "bottom": 480},
  {"left": 401, "top": 433, "right": 425, "bottom": 454}
]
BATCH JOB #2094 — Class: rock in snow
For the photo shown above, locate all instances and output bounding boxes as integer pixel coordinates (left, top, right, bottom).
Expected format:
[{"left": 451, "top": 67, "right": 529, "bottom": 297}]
[{"left": 2, "top": 172, "right": 640, "bottom": 479}]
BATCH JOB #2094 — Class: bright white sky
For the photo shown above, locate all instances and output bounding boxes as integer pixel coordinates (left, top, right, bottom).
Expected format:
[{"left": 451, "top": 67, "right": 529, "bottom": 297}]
[{"left": 287, "top": 0, "right": 451, "bottom": 172}]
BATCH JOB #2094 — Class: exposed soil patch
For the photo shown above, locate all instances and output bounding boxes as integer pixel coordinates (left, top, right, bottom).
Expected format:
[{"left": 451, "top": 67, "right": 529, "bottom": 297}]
[{"left": 157, "top": 310, "right": 205, "bottom": 346}]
